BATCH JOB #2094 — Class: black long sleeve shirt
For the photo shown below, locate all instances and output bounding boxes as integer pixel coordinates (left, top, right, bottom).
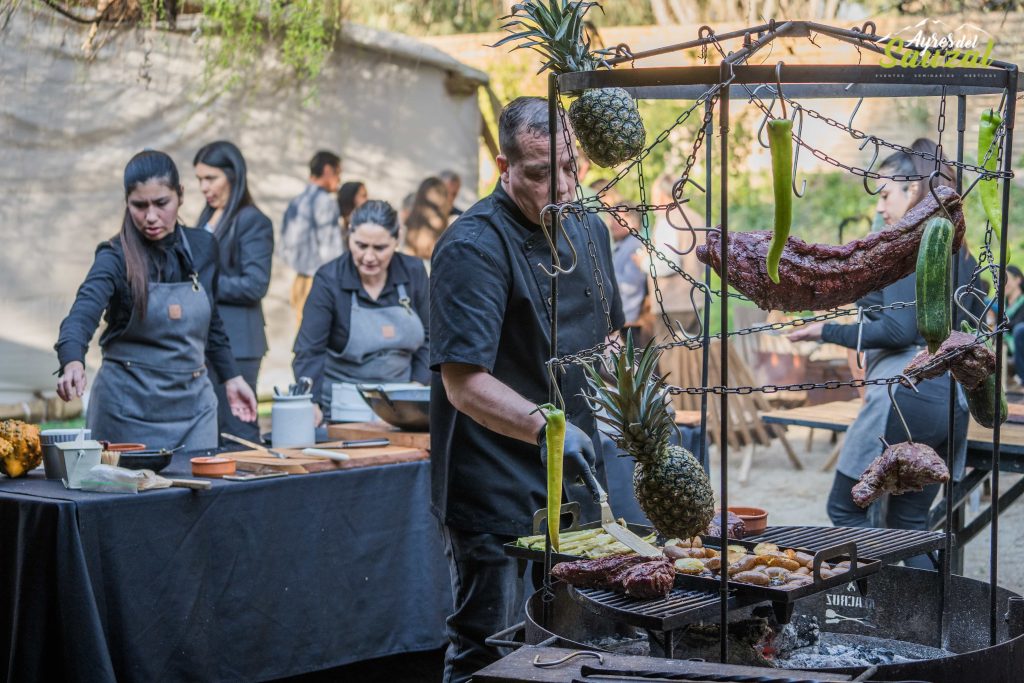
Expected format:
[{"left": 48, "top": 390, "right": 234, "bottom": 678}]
[
  {"left": 292, "top": 252, "right": 430, "bottom": 404},
  {"left": 55, "top": 226, "right": 239, "bottom": 379},
  {"left": 822, "top": 247, "right": 983, "bottom": 351}
]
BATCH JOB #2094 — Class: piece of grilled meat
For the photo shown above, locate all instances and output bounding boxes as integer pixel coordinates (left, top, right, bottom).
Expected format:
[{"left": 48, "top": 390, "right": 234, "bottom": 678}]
[
  {"left": 551, "top": 555, "right": 675, "bottom": 599},
  {"left": 852, "top": 441, "right": 950, "bottom": 508},
  {"left": 904, "top": 330, "right": 996, "bottom": 391},
  {"left": 695, "top": 185, "right": 964, "bottom": 311}
]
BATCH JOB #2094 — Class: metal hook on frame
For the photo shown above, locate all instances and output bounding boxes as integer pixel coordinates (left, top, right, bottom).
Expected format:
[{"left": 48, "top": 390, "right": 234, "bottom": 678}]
[
  {"left": 927, "top": 170, "right": 956, "bottom": 227},
  {"left": 860, "top": 137, "right": 886, "bottom": 196},
  {"left": 954, "top": 283, "right": 994, "bottom": 335},
  {"left": 536, "top": 204, "right": 580, "bottom": 278},
  {"left": 775, "top": 61, "right": 788, "bottom": 119},
  {"left": 790, "top": 105, "right": 807, "bottom": 198},
  {"left": 886, "top": 375, "right": 919, "bottom": 444},
  {"left": 847, "top": 96, "right": 866, "bottom": 140},
  {"left": 855, "top": 306, "right": 865, "bottom": 370},
  {"left": 756, "top": 90, "right": 778, "bottom": 148},
  {"left": 665, "top": 178, "right": 698, "bottom": 255}
]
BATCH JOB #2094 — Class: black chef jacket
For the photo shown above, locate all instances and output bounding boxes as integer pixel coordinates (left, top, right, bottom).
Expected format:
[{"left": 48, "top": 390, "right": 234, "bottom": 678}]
[{"left": 429, "top": 183, "right": 625, "bottom": 537}]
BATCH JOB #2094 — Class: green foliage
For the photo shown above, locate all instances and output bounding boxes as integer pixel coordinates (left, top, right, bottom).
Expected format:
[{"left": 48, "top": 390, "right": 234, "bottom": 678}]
[{"left": 199, "top": 0, "right": 338, "bottom": 93}]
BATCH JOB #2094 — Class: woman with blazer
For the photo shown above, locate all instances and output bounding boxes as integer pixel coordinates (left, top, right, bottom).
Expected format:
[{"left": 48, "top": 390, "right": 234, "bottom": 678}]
[
  {"left": 194, "top": 141, "right": 273, "bottom": 441},
  {"left": 55, "top": 150, "right": 257, "bottom": 450},
  {"left": 293, "top": 200, "right": 429, "bottom": 423}
]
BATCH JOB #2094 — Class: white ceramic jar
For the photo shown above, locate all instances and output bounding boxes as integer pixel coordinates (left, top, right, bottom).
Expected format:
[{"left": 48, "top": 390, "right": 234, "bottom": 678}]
[{"left": 271, "top": 394, "right": 316, "bottom": 448}]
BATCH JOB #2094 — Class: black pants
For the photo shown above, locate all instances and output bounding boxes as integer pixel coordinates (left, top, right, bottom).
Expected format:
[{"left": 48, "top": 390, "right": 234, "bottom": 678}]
[
  {"left": 209, "top": 357, "right": 261, "bottom": 443},
  {"left": 440, "top": 525, "right": 525, "bottom": 683}
]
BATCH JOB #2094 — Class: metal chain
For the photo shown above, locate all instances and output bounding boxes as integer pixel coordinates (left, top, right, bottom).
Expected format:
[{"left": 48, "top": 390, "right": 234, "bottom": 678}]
[
  {"left": 659, "top": 301, "right": 917, "bottom": 351},
  {"left": 637, "top": 158, "right": 684, "bottom": 342},
  {"left": 665, "top": 323, "right": 1007, "bottom": 396},
  {"left": 743, "top": 89, "right": 1012, "bottom": 182}
]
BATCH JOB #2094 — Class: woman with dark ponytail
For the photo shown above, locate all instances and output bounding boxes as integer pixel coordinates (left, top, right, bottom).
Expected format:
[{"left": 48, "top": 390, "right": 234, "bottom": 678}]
[
  {"left": 789, "top": 138, "right": 985, "bottom": 563},
  {"left": 193, "top": 141, "right": 273, "bottom": 442},
  {"left": 55, "top": 150, "right": 257, "bottom": 450},
  {"left": 293, "top": 199, "right": 429, "bottom": 423}
]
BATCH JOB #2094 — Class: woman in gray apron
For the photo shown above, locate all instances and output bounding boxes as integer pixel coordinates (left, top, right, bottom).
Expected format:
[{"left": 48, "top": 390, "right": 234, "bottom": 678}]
[
  {"left": 292, "top": 200, "right": 429, "bottom": 423},
  {"left": 55, "top": 150, "right": 257, "bottom": 451},
  {"left": 790, "top": 139, "right": 984, "bottom": 568}
]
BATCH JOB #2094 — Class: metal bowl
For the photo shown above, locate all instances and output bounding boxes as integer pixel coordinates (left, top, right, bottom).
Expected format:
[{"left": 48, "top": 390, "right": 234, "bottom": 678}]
[
  {"left": 357, "top": 384, "right": 430, "bottom": 431},
  {"left": 115, "top": 449, "right": 174, "bottom": 472}
]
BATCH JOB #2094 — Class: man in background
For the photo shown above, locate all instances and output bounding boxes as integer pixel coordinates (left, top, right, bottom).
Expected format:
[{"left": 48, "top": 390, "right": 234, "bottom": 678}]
[
  {"left": 439, "top": 169, "right": 463, "bottom": 217},
  {"left": 278, "top": 150, "right": 343, "bottom": 322}
]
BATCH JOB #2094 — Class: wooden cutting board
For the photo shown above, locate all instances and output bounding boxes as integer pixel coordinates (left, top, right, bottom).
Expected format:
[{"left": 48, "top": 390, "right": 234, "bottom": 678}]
[
  {"left": 222, "top": 442, "right": 427, "bottom": 474},
  {"left": 326, "top": 422, "right": 430, "bottom": 450}
]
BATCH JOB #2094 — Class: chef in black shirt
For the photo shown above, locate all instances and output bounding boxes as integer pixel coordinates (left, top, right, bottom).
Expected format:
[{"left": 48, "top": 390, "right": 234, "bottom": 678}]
[
  {"left": 430, "top": 96, "right": 624, "bottom": 683},
  {"left": 55, "top": 150, "right": 257, "bottom": 450}
]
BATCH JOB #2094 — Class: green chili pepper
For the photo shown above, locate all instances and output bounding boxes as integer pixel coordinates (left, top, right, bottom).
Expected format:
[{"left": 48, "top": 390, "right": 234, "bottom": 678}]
[
  {"left": 766, "top": 118, "right": 794, "bottom": 284},
  {"left": 978, "top": 109, "right": 1008, "bottom": 260},
  {"left": 539, "top": 403, "right": 565, "bottom": 551}
]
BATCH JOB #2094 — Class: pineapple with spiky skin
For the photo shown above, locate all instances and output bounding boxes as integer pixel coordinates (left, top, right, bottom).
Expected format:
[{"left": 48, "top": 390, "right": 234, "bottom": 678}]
[
  {"left": 493, "top": 1, "right": 646, "bottom": 168},
  {"left": 586, "top": 336, "right": 715, "bottom": 539}
]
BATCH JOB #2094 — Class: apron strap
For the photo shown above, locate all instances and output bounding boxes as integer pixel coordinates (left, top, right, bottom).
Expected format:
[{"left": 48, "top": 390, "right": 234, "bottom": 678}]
[
  {"left": 396, "top": 283, "right": 412, "bottom": 315},
  {"left": 177, "top": 226, "right": 201, "bottom": 292}
]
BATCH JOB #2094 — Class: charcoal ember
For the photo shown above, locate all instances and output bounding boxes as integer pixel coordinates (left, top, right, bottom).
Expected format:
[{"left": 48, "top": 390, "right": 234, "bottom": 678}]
[
  {"left": 551, "top": 555, "right": 674, "bottom": 599},
  {"left": 695, "top": 185, "right": 964, "bottom": 311},
  {"left": 904, "top": 330, "right": 996, "bottom": 391},
  {"left": 706, "top": 511, "right": 746, "bottom": 539},
  {"left": 851, "top": 441, "right": 950, "bottom": 508}
]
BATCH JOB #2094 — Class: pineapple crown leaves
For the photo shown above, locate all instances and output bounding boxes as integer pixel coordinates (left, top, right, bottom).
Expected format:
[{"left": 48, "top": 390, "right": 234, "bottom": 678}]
[
  {"left": 491, "top": 0, "right": 605, "bottom": 75},
  {"left": 583, "top": 335, "right": 677, "bottom": 462}
]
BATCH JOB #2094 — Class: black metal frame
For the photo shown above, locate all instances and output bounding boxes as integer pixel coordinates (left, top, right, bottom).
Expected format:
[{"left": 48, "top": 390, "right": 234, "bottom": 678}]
[{"left": 543, "top": 19, "right": 1019, "bottom": 664}]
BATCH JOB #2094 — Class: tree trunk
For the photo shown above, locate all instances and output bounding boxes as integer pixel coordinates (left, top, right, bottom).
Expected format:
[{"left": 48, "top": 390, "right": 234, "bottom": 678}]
[{"left": 650, "top": 0, "right": 675, "bottom": 25}]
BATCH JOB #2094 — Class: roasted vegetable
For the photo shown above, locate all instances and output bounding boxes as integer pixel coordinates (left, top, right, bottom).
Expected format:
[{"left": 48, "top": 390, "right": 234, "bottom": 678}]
[
  {"left": 766, "top": 118, "right": 794, "bottom": 284},
  {"left": 960, "top": 321, "right": 1008, "bottom": 428},
  {"left": 978, "top": 109, "right": 1008, "bottom": 261},
  {"left": 916, "top": 217, "right": 954, "bottom": 353},
  {"left": 697, "top": 185, "right": 964, "bottom": 311},
  {"left": 0, "top": 420, "right": 42, "bottom": 478},
  {"left": 539, "top": 403, "right": 565, "bottom": 551}
]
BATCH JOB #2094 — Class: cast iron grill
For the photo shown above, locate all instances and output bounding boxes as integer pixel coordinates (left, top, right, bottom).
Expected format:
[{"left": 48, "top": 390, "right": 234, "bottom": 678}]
[
  {"left": 747, "top": 526, "right": 944, "bottom": 566},
  {"left": 567, "top": 585, "right": 735, "bottom": 632}
]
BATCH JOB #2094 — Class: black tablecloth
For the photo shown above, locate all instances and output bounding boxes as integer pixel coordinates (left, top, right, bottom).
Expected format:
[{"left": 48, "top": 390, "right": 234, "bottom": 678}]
[{"left": 1, "top": 452, "right": 452, "bottom": 682}]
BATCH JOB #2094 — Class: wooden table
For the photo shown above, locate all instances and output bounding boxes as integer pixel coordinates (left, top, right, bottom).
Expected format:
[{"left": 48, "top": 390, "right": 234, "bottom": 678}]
[{"left": 761, "top": 399, "right": 1024, "bottom": 571}]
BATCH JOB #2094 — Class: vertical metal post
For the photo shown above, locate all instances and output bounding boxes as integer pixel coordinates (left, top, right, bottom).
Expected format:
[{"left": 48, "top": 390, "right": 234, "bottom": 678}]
[
  {"left": 542, "top": 73, "right": 560, "bottom": 628},
  {"left": 940, "top": 93, "right": 966, "bottom": 647},
  {"left": 699, "top": 99, "right": 713, "bottom": 477},
  {"left": 992, "top": 67, "right": 1017, "bottom": 645},
  {"left": 718, "top": 75, "right": 731, "bottom": 665}
]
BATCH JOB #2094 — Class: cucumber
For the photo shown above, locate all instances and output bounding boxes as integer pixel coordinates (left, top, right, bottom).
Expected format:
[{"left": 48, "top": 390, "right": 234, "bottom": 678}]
[
  {"left": 961, "top": 321, "right": 1008, "bottom": 428},
  {"left": 967, "top": 372, "right": 1009, "bottom": 428},
  {"left": 916, "top": 217, "right": 954, "bottom": 354}
]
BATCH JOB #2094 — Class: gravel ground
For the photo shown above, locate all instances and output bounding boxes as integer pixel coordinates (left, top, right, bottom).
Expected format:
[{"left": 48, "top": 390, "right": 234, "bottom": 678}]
[{"left": 706, "top": 425, "right": 1024, "bottom": 595}]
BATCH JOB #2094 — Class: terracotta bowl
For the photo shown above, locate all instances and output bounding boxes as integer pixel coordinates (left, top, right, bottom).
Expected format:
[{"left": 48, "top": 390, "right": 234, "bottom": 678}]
[
  {"left": 190, "top": 456, "right": 235, "bottom": 478},
  {"left": 727, "top": 506, "right": 768, "bottom": 535},
  {"left": 102, "top": 442, "right": 147, "bottom": 452}
]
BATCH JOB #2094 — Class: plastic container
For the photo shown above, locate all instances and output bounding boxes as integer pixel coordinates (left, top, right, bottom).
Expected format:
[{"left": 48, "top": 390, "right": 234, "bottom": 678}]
[
  {"left": 41, "top": 429, "right": 92, "bottom": 480},
  {"left": 271, "top": 394, "right": 316, "bottom": 448}
]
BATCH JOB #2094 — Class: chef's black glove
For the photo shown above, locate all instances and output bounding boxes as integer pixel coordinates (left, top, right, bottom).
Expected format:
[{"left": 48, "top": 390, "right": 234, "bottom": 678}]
[{"left": 538, "top": 421, "right": 602, "bottom": 501}]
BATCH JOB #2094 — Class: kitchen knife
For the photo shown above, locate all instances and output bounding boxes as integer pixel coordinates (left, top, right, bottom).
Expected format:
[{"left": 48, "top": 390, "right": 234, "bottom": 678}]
[
  {"left": 312, "top": 439, "right": 390, "bottom": 449},
  {"left": 221, "top": 432, "right": 289, "bottom": 459}
]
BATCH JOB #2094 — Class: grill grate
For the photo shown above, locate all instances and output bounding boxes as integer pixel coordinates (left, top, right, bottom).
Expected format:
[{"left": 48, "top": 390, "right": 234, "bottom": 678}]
[
  {"left": 568, "top": 585, "right": 734, "bottom": 631},
  {"left": 746, "top": 526, "right": 945, "bottom": 565}
]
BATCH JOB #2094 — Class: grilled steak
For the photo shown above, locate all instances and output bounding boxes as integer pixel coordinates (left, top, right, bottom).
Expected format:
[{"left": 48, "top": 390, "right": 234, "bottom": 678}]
[
  {"left": 695, "top": 186, "right": 964, "bottom": 311},
  {"left": 851, "top": 441, "right": 950, "bottom": 508},
  {"left": 551, "top": 555, "right": 674, "bottom": 599},
  {"left": 904, "top": 330, "right": 996, "bottom": 391},
  {"left": 706, "top": 510, "right": 746, "bottom": 539}
]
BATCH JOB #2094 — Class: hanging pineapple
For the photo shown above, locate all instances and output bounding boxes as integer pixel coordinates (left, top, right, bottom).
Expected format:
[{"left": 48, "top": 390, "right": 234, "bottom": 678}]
[
  {"left": 493, "top": 1, "right": 646, "bottom": 168},
  {"left": 585, "top": 336, "right": 715, "bottom": 539}
]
